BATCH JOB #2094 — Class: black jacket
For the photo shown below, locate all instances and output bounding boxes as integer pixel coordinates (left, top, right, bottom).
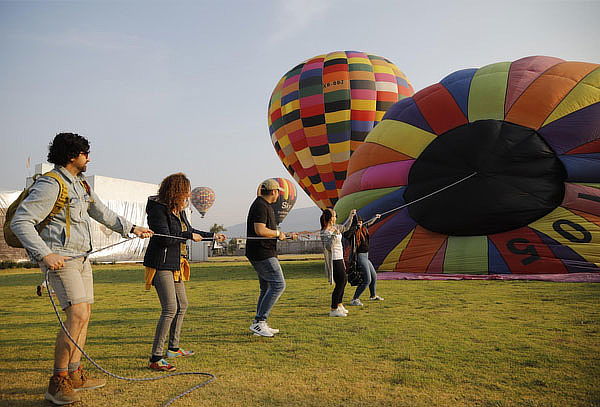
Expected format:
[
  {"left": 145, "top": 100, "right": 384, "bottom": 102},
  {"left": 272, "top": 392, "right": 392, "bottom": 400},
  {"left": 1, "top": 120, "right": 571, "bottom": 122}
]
[{"left": 143, "top": 197, "right": 213, "bottom": 271}]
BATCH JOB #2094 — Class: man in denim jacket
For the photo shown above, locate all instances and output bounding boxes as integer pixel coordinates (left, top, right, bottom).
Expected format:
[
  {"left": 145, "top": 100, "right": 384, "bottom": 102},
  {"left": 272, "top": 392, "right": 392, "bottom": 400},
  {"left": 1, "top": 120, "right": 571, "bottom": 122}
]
[{"left": 11, "top": 133, "right": 152, "bottom": 405}]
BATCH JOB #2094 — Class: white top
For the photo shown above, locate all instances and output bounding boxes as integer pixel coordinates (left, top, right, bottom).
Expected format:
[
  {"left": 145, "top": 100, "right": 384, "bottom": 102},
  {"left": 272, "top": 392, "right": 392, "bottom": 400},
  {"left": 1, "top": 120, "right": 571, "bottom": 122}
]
[
  {"left": 328, "top": 230, "right": 343, "bottom": 260},
  {"left": 320, "top": 214, "right": 354, "bottom": 284}
]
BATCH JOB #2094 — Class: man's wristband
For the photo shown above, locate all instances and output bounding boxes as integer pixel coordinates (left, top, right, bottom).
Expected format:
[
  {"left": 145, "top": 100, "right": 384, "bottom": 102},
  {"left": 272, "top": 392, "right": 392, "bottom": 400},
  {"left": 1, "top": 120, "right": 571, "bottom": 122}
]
[{"left": 276, "top": 229, "right": 280, "bottom": 238}]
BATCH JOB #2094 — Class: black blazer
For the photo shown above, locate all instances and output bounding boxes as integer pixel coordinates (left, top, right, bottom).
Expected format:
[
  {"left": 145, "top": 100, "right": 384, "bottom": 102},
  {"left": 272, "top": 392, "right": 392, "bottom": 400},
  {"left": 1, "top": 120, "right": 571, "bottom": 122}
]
[{"left": 143, "top": 197, "right": 213, "bottom": 270}]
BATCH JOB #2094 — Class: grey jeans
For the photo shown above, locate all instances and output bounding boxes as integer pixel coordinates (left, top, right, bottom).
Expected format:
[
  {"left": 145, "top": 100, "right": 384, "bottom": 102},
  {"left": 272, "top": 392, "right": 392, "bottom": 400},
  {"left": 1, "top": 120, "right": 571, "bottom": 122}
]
[{"left": 151, "top": 270, "right": 189, "bottom": 358}]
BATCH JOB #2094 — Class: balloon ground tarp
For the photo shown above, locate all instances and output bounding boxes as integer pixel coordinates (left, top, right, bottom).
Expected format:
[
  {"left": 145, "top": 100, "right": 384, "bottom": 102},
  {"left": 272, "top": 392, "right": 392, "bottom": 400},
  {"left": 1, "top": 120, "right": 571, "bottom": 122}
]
[{"left": 335, "top": 56, "right": 600, "bottom": 281}]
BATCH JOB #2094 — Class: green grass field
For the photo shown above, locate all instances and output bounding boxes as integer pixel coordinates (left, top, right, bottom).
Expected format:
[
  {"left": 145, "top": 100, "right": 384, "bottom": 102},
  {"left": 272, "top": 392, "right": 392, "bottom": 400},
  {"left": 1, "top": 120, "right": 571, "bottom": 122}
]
[{"left": 0, "top": 260, "right": 598, "bottom": 407}]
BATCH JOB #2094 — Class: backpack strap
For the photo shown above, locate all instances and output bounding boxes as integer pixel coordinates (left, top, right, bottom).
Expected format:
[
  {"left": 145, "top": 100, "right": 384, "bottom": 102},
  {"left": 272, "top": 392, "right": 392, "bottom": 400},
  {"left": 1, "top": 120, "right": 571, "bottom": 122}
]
[{"left": 37, "top": 171, "right": 70, "bottom": 239}]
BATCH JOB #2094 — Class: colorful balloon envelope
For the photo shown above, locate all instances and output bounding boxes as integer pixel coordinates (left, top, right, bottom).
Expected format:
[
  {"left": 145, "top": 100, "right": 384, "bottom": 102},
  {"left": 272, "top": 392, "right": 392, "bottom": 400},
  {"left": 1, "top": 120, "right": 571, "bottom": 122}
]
[
  {"left": 335, "top": 56, "right": 600, "bottom": 275},
  {"left": 191, "top": 187, "right": 215, "bottom": 218},
  {"left": 257, "top": 178, "right": 297, "bottom": 225},
  {"left": 268, "top": 50, "right": 414, "bottom": 210}
]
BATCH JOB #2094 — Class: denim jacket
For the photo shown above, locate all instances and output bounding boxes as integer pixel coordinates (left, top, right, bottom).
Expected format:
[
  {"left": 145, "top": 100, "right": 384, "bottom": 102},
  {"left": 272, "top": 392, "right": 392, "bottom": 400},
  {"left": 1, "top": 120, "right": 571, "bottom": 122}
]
[{"left": 10, "top": 166, "right": 133, "bottom": 261}]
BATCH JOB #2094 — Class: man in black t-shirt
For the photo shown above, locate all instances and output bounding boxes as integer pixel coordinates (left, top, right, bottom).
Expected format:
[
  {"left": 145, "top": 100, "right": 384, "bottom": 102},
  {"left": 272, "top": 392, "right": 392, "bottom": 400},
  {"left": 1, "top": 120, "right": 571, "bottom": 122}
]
[{"left": 246, "top": 179, "right": 287, "bottom": 337}]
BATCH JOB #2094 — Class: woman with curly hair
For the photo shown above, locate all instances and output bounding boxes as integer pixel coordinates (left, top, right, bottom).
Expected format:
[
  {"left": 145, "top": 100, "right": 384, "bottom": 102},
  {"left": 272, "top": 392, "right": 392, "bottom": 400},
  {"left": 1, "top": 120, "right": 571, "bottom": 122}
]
[{"left": 143, "top": 173, "right": 224, "bottom": 371}]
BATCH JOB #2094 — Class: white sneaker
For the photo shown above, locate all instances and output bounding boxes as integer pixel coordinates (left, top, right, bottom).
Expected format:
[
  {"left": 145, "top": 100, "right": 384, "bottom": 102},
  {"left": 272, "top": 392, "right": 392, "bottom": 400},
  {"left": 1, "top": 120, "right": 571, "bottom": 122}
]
[
  {"left": 266, "top": 323, "right": 279, "bottom": 334},
  {"left": 339, "top": 305, "right": 349, "bottom": 314},
  {"left": 349, "top": 298, "right": 363, "bottom": 306},
  {"left": 370, "top": 295, "right": 384, "bottom": 301},
  {"left": 329, "top": 308, "right": 347, "bottom": 317},
  {"left": 249, "top": 321, "right": 274, "bottom": 337}
]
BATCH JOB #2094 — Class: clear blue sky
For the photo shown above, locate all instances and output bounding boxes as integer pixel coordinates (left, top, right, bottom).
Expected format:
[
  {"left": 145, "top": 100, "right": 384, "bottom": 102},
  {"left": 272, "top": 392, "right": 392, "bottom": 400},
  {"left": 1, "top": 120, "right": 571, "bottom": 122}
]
[{"left": 1, "top": 0, "right": 599, "bottom": 228}]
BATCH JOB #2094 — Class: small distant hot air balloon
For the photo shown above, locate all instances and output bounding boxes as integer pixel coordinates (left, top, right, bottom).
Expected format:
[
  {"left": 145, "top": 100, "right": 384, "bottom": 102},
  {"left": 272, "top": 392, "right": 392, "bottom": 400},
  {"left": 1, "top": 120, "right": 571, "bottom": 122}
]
[
  {"left": 257, "top": 178, "right": 297, "bottom": 224},
  {"left": 268, "top": 50, "right": 414, "bottom": 210},
  {"left": 191, "top": 187, "right": 215, "bottom": 217}
]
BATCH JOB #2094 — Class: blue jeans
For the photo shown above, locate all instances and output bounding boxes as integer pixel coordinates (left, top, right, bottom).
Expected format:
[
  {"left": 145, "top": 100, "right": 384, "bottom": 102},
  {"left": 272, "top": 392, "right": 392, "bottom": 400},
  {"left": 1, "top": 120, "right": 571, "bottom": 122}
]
[
  {"left": 250, "top": 257, "right": 286, "bottom": 322},
  {"left": 353, "top": 252, "right": 377, "bottom": 300}
]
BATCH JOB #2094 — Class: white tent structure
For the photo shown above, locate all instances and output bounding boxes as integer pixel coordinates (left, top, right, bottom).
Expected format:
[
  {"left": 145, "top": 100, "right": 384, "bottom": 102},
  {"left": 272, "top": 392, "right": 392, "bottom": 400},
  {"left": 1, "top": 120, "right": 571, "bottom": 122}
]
[{"left": 1, "top": 164, "right": 161, "bottom": 263}]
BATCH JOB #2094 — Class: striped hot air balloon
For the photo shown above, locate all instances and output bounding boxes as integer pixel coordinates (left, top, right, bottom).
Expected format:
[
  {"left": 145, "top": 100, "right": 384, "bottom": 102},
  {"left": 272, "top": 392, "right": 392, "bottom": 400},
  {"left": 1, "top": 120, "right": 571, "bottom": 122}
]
[
  {"left": 268, "top": 51, "right": 414, "bottom": 210},
  {"left": 191, "top": 187, "right": 215, "bottom": 218},
  {"left": 335, "top": 56, "right": 600, "bottom": 275},
  {"left": 256, "top": 178, "right": 297, "bottom": 224}
]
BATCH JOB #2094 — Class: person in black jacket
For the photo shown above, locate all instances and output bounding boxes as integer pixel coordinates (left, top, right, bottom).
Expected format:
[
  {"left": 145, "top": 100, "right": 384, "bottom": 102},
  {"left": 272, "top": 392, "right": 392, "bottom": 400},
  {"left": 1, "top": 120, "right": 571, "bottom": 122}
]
[
  {"left": 143, "top": 173, "right": 224, "bottom": 371},
  {"left": 348, "top": 214, "right": 384, "bottom": 307}
]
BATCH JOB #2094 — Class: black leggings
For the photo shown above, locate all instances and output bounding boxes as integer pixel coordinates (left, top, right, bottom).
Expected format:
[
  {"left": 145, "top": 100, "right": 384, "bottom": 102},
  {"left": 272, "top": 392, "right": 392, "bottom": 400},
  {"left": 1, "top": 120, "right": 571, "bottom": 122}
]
[{"left": 331, "top": 259, "right": 347, "bottom": 309}]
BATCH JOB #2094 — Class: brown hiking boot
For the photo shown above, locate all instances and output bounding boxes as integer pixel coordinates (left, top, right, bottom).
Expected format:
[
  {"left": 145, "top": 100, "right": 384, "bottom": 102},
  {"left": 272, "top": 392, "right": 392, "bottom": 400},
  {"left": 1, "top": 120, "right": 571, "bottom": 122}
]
[
  {"left": 45, "top": 374, "right": 81, "bottom": 405},
  {"left": 69, "top": 367, "right": 106, "bottom": 391}
]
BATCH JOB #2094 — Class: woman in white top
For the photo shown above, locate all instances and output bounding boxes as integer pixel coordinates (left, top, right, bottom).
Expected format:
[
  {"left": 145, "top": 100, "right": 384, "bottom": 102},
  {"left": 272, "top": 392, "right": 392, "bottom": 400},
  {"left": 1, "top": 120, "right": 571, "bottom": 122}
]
[{"left": 320, "top": 208, "right": 356, "bottom": 317}]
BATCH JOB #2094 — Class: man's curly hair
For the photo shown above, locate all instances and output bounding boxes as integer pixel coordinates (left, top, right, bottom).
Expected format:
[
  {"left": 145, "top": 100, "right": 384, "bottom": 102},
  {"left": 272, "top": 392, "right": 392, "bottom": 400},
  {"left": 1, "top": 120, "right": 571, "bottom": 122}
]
[
  {"left": 158, "top": 173, "right": 191, "bottom": 212},
  {"left": 47, "top": 133, "right": 90, "bottom": 166}
]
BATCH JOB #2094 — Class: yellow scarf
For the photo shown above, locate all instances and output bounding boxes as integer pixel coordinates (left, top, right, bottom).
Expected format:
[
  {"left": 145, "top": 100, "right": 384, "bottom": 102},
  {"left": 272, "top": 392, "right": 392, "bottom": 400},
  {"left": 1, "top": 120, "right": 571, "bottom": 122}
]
[{"left": 144, "top": 257, "right": 190, "bottom": 290}]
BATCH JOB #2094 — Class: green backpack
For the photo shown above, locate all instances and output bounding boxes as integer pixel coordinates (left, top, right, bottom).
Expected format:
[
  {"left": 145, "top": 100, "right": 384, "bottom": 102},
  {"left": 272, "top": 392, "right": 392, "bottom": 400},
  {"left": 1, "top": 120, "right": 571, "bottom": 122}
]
[{"left": 3, "top": 171, "right": 70, "bottom": 248}]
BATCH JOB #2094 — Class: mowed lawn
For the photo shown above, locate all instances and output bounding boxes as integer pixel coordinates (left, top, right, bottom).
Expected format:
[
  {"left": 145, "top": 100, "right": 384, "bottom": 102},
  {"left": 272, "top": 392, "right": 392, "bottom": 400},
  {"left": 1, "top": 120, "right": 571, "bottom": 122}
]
[{"left": 0, "top": 260, "right": 598, "bottom": 407}]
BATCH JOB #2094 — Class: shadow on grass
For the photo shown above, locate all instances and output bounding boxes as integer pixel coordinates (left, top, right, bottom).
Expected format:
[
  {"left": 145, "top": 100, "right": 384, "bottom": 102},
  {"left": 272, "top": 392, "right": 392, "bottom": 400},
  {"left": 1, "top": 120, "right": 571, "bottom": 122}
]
[{"left": 0, "top": 398, "right": 52, "bottom": 407}]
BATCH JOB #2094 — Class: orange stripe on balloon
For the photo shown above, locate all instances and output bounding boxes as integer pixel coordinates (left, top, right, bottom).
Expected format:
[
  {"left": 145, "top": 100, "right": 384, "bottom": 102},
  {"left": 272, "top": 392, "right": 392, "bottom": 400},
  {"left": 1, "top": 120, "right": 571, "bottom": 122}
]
[
  {"left": 347, "top": 142, "right": 412, "bottom": 176},
  {"left": 570, "top": 209, "right": 600, "bottom": 227},
  {"left": 504, "top": 56, "right": 564, "bottom": 113},
  {"left": 395, "top": 226, "right": 447, "bottom": 273},
  {"left": 505, "top": 62, "right": 598, "bottom": 129},
  {"left": 413, "top": 83, "right": 467, "bottom": 135}
]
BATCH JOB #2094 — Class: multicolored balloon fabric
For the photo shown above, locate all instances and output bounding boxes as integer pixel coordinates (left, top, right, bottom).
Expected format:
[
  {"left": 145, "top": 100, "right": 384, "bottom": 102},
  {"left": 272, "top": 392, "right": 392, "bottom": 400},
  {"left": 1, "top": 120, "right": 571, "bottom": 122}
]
[
  {"left": 268, "top": 50, "right": 414, "bottom": 210},
  {"left": 191, "top": 187, "right": 215, "bottom": 218},
  {"left": 257, "top": 178, "right": 297, "bottom": 225},
  {"left": 335, "top": 56, "right": 600, "bottom": 275}
]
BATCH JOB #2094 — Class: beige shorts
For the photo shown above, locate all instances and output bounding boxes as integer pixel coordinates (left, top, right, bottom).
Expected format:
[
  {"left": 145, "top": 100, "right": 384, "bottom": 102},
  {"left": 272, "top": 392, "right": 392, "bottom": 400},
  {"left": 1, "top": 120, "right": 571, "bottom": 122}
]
[{"left": 39, "top": 257, "right": 94, "bottom": 310}]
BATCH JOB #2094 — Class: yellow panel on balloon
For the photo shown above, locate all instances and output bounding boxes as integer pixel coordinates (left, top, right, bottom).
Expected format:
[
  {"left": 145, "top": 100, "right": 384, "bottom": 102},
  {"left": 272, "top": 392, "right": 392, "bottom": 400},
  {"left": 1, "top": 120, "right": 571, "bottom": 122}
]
[
  {"left": 277, "top": 135, "right": 291, "bottom": 148},
  {"left": 365, "top": 120, "right": 437, "bottom": 158},
  {"left": 351, "top": 99, "right": 376, "bottom": 110},
  {"left": 330, "top": 151, "right": 350, "bottom": 163},
  {"left": 348, "top": 57, "right": 370, "bottom": 64},
  {"left": 281, "top": 99, "right": 300, "bottom": 115},
  {"left": 314, "top": 182, "right": 326, "bottom": 193},
  {"left": 329, "top": 141, "right": 351, "bottom": 154},
  {"left": 313, "top": 154, "right": 331, "bottom": 166},
  {"left": 326, "top": 51, "right": 346, "bottom": 60},
  {"left": 373, "top": 64, "right": 394, "bottom": 74},
  {"left": 543, "top": 67, "right": 600, "bottom": 126},
  {"left": 296, "top": 148, "right": 315, "bottom": 168},
  {"left": 381, "top": 229, "right": 414, "bottom": 272},
  {"left": 325, "top": 110, "right": 351, "bottom": 123},
  {"left": 530, "top": 207, "right": 600, "bottom": 264}
]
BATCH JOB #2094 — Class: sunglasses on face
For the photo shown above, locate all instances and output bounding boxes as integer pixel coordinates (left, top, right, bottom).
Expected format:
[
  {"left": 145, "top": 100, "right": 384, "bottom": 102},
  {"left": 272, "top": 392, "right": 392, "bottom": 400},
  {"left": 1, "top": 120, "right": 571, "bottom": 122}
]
[{"left": 80, "top": 151, "right": 90, "bottom": 158}]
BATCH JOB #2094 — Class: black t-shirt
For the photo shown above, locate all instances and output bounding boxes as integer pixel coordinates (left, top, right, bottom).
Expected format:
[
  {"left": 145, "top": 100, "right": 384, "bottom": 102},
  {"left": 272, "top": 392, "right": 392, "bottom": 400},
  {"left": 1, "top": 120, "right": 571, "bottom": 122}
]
[{"left": 245, "top": 197, "right": 277, "bottom": 261}]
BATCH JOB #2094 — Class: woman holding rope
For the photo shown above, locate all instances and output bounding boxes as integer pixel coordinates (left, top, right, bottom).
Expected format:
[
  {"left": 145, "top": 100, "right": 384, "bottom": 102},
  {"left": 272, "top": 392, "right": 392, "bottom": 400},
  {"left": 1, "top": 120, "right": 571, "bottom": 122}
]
[
  {"left": 348, "top": 213, "right": 384, "bottom": 306},
  {"left": 320, "top": 208, "right": 356, "bottom": 317},
  {"left": 143, "top": 173, "right": 225, "bottom": 371}
]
